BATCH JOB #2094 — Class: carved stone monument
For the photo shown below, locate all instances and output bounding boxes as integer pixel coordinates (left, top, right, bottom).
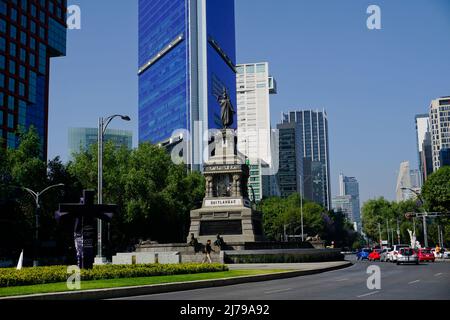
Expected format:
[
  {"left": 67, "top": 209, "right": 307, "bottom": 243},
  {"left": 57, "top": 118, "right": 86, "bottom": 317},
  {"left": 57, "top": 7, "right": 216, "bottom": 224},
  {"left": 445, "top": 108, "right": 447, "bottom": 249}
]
[{"left": 188, "top": 129, "right": 264, "bottom": 244}]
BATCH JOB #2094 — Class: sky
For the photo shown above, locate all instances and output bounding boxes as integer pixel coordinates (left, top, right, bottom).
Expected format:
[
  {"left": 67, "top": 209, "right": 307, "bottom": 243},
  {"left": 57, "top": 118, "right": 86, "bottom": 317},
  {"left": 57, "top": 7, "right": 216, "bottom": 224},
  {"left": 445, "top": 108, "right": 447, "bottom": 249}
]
[{"left": 48, "top": 0, "right": 450, "bottom": 204}]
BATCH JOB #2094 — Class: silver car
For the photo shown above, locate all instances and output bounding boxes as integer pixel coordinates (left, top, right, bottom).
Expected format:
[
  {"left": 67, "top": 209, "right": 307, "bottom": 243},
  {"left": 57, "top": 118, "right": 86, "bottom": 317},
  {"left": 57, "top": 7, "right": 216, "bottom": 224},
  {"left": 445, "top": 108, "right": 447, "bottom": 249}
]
[
  {"left": 397, "top": 248, "right": 419, "bottom": 265},
  {"left": 380, "top": 248, "right": 392, "bottom": 262}
]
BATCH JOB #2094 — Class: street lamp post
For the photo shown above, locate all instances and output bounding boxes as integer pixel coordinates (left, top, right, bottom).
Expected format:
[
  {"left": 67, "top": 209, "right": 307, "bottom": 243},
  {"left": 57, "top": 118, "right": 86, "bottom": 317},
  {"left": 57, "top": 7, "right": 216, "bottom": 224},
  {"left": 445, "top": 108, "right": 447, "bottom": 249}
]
[
  {"left": 401, "top": 187, "right": 428, "bottom": 248},
  {"left": 96, "top": 114, "right": 130, "bottom": 265},
  {"left": 24, "top": 183, "right": 65, "bottom": 267}
]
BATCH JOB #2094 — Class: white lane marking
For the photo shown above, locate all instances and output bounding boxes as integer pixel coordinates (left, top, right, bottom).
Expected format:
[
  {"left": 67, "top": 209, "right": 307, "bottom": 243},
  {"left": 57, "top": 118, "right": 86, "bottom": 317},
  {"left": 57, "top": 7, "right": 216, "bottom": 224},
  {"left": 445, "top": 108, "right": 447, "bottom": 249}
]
[
  {"left": 408, "top": 280, "right": 420, "bottom": 284},
  {"left": 264, "top": 288, "right": 292, "bottom": 295},
  {"left": 434, "top": 273, "right": 443, "bottom": 277},
  {"left": 357, "top": 291, "right": 380, "bottom": 298},
  {"left": 335, "top": 278, "right": 349, "bottom": 282}
]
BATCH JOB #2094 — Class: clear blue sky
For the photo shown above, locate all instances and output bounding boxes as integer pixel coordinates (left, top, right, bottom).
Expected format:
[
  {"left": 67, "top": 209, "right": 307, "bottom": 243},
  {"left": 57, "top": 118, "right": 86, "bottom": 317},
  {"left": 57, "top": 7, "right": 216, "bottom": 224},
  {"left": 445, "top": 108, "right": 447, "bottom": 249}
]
[{"left": 48, "top": 0, "right": 450, "bottom": 203}]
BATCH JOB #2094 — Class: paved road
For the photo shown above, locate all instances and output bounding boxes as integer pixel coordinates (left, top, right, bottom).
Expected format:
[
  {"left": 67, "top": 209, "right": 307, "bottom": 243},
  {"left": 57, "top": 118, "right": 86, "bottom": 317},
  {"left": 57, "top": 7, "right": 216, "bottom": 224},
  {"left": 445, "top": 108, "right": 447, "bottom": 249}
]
[{"left": 118, "top": 259, "right": 450, "bottom": 300}]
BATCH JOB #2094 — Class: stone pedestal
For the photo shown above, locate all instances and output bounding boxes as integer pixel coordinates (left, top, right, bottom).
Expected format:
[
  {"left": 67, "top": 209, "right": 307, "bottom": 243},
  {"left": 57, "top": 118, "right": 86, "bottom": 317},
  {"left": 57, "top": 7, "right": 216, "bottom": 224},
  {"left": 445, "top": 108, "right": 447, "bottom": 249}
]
[{"left": 187, "top": 129, "right": 264, "bottom": 244}]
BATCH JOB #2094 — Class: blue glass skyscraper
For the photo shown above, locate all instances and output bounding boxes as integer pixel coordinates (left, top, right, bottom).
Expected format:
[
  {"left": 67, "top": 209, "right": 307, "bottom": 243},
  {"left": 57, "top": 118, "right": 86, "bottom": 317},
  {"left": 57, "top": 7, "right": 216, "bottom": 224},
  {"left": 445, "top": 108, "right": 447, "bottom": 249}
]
[{"left": 138, "top": 0, "right": 237, "bottom": 165}]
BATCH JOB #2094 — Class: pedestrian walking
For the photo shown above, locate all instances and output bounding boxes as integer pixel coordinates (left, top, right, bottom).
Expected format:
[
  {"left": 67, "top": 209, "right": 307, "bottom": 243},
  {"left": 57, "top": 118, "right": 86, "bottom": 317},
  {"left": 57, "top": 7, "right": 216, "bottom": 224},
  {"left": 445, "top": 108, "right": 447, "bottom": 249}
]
[{"left": 203, "top": 240, "right": 214, "bottom": 264}]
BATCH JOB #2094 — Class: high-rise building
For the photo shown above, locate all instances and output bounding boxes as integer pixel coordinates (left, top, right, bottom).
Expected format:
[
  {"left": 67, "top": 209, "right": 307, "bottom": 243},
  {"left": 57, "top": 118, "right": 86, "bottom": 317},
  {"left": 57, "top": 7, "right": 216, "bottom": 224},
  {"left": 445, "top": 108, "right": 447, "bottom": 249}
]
[
  {"left": 332, "top": 195, "right": 355, "bottom": 225},
  {"left": 68, "top": 128, "right": 133, "bottom": 158},
  {"left": 278, "top": 110, "right": 331, "bottom": 209},
  {"left": 415, "top": 114, "right": 430, "bottom": 186},
  {"left": 138, "top": 0, "right": 237, "bottom": 166},
  {"left": 396, "top": 161, "right": 420, "bottom": 202},
  {"left": 439, "top": 148, "right": 450, "bottom": 167},
  {"left": 0, "top": 0, "right": 67, "bottom": 158},
  {"left": 276, "top": 120, "right": 304, "bottom": 198},
  {"left": 337, "top": 173, "right": 361, "bottom": 226},
  {"left": 236, "top": 62, "right": 278, "bottom": 201},
  {"left": 429, "top": 96, "right": 450, "bottom": 171},
  {"left": 420, "top": 131, "right": 434, "bottom": 182}
]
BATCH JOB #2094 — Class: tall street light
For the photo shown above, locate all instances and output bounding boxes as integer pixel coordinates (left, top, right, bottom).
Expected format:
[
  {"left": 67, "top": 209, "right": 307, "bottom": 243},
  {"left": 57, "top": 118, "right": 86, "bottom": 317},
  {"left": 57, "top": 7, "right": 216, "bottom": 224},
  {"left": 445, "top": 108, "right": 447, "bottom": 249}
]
[
  {"left": 23, "top": 183, "right": 65, "bottom": 267},
  {"left": 96, "top": 114, "right": 131, "bottom": 264},
  {"left": 401, "top": 187, "right": 428, "bottom": 248}
]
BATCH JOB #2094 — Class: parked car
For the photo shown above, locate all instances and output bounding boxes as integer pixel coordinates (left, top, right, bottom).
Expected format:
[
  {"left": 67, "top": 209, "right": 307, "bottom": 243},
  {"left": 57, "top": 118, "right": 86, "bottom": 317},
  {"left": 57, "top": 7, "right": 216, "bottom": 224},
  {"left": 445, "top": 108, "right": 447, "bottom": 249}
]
[
  {"left": 388, "top": 244, "right": 409, "bottom": 262},
  {"left": 368, "top": 249, "right": 381, "bottom": 261},
  {"left": 397, "top": 248, "right": 419, "bottom": 265},
  {"left": 443, "top": 249, "right": 450, "bottom": 259},
  {"left": 357, "top": 248, "right": 371, "bottom": 260},
  {"left": 417, "top": 248, "right": 435, "bottom": 262},
  {"left": 380, "top": 248, "right": 392, "bottom": 262}
]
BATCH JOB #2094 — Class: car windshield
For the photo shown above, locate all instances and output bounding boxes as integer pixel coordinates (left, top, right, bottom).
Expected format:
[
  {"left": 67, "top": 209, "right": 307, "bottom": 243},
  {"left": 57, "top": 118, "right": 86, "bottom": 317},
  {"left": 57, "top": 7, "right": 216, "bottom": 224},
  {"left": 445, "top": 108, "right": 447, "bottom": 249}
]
[
  {"left": 421, "top": 250, "right": 431, "bottom": 254},
  {"left": 363, "top": 249, "right": 371, "bottom": 253}
]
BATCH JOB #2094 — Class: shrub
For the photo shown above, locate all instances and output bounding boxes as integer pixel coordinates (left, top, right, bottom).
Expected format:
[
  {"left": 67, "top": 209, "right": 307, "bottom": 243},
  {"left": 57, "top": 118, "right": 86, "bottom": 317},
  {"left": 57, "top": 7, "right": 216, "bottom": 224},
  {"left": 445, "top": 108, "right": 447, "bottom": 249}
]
[{"left": 0, "top": 263, "right": 228, "bottom": 288}]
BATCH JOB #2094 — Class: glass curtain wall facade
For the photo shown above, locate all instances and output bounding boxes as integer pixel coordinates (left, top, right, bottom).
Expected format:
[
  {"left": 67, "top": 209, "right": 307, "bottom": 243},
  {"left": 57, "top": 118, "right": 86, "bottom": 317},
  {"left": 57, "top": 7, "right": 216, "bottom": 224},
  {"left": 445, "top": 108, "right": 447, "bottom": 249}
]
[
  {"left": 68, "top": 127, "right": 133, "bottom": 158},
  {"left": 279, "top": 110, "right": 331, "bottom": 209},
  {"left": 0, "top": 0, "right": 67, "bottom": 158},
  {"left": 138, "top": 0, "right": 236, "bottom": 166}
]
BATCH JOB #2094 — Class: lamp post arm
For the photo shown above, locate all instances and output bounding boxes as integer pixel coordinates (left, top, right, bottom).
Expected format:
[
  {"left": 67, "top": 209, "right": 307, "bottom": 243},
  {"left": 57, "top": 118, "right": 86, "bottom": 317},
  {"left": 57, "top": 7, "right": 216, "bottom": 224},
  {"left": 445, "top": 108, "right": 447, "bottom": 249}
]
[
  {"left": 39, "top": 184, "right": 65, "bottom": 197},
  {"left": 102, "top": 115, "right": 123, "bottom": 135}
]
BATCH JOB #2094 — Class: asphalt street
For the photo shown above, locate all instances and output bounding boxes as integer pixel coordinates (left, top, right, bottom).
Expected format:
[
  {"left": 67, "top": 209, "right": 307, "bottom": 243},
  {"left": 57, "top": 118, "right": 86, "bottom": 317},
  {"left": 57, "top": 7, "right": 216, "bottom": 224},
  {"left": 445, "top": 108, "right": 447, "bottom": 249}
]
[{"left": 116, "top": 259, "right": 450, "bottom": 300}]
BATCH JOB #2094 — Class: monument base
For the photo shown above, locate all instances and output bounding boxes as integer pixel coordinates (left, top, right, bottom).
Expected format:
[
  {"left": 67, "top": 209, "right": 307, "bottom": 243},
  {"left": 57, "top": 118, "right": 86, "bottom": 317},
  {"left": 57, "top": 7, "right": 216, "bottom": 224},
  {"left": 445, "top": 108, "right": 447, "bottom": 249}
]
[
  {"left": 129, "top": 241, "right": 343, "bottom": 264},
  {"left": 94, "top": 256, "right": 109, "bottom": 266},
  {"left": 188, "top": 202, "right": 265, "bottom": 244}
]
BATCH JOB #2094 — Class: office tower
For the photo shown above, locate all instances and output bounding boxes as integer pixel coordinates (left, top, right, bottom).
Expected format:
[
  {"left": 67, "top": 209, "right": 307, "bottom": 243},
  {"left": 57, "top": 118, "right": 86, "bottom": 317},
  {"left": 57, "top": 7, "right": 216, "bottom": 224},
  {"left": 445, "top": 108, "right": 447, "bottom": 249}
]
[
  {"left": 338, "top": 173, "right": 361, "bottom": 226},
  {"left": 68, "top": 127, "right": 133, "bottom": 158},
  {"left": 276, "top": 120, "right": 304, "bottom": 198},
  {"left": 415, "top": 114, "right": 430, "bottom": 186},
  {"left": 236, "top": 62, "right": 278, "bottom": 201},
  {"left": 332, "top": 195, "right": 354, "bottom": 224},
  {"left": 396, "top": 161, "right": 420, "bottom": 202},
  {"left": 138, "top": 0, "right": 237, "bottom": 166},
  {"left": 420, "top": 131, "right": 434, "bottom": 182},
  {"left": 0, "top": 0, "right": 67, "bottom": 158},
  {"left": 278, "top": 110, "right": 331, "bottom": 209},
  {"left": 439, "top": 148, "right": 450, "bottom": 167},
  {"left": 429, "top": 96, "right": 450, "bottom": 171}
]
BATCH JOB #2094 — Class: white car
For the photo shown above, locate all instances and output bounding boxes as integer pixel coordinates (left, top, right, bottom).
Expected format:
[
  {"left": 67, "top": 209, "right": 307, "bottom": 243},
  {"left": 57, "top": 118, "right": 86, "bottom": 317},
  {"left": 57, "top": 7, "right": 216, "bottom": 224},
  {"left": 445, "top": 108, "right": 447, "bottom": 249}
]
[
  {"left": 380, "top": 248, "right": 392, "bottom": 262},
  {"left": 397, "top": 248, "right": 419, "bottom": 265},
  {"left": 443, "top": 250, "right": 450, "bottom": 259},
  {"left": 388, "top": 244, "right": 409, "bottom": 262}
]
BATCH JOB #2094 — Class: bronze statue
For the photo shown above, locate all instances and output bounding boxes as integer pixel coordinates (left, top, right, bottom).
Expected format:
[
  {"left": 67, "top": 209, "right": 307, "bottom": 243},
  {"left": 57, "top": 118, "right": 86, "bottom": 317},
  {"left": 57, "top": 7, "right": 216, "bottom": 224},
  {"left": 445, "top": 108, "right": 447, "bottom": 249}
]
[{"left": 216, "top": 88, "right": 235, "bottom": 129}]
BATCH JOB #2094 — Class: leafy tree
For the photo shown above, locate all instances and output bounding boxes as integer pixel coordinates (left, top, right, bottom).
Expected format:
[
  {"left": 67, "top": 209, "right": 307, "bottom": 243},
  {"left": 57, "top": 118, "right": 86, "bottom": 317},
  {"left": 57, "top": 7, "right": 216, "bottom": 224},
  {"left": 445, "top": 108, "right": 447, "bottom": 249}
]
[
  {"left": 68, "top": 141, "right": 205, "bottom": 250},
  {"left": 422, "top": 166, "right": 450, "bottom": 213}
]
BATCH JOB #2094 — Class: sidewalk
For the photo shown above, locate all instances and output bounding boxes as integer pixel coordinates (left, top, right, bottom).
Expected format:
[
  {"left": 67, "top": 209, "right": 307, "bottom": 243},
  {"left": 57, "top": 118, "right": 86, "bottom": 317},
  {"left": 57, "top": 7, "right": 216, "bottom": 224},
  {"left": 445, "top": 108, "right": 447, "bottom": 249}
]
[{"left": 1, "top": 261, "right": 352, "bottom": 301}]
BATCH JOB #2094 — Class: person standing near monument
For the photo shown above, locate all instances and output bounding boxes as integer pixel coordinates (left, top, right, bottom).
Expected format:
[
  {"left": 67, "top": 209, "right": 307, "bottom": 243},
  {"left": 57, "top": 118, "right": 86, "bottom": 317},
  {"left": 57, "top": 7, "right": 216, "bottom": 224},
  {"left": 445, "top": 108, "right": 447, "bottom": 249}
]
[{"left": 203, "top": 240, "right": 214, "bottom": 264}]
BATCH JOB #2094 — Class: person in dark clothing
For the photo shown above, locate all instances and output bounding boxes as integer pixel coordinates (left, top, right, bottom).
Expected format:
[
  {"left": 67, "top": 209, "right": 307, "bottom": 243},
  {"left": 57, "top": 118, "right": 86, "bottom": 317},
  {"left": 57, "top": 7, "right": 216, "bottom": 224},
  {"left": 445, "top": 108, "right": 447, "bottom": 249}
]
[
  {"left": 214, "top": 234, "right": 225, "bottom": 250},
  {"left": 203, "top": 240, "right": 214, "bottom": 264}
]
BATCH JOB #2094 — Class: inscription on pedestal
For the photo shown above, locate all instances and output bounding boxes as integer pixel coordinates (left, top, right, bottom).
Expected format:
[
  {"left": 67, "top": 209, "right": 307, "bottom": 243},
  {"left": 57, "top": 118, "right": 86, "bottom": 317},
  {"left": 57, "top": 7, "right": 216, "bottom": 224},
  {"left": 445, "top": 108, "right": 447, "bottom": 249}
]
[{"left": 200, "top": 220, "right": 243, "bottom": 236}]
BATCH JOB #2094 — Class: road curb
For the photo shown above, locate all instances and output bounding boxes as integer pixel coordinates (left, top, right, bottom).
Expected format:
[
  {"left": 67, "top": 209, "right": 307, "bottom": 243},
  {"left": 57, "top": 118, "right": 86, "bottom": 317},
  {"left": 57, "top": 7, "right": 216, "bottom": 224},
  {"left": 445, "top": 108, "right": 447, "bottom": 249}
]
[{"left": 1, "top": 261, "right": 352, "bottom": 301}]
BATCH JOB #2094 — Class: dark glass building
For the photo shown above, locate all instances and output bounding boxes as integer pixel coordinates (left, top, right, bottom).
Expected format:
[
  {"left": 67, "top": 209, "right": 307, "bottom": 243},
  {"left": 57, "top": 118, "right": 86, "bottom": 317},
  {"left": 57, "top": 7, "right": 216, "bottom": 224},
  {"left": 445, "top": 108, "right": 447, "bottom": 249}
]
[
  {"left": 138, "top": 0, "right": 237, "bottom": 165},
  {"left": 0, "top": 0, "right": 67, "bottom": 158},
  {"left": 278, "top": 110, "right": 331, "bottom": 209},
  {"left": 440, "top": 148, "right": 450, "bottom": 167},
  {"left": 276, "top": 121, "right": 303, "bottom": 198}
]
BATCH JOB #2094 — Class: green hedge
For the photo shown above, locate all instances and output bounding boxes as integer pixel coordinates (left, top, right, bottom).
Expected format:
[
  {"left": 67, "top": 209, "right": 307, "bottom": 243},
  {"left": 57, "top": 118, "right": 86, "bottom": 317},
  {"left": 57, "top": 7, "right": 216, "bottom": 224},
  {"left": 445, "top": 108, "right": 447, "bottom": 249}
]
[{"left": 0, "top": 263, "right": 228, "bottom": 288}]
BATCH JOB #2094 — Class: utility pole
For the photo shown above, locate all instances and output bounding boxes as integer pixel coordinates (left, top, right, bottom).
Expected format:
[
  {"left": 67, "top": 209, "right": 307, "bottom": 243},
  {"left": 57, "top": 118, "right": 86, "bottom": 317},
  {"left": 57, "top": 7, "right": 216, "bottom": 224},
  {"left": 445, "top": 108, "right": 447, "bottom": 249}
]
[
  {"left": 386, "top": 220, "right": 390, "bottom": 246},
  {"left": 422, "top": 214, "right": 428, "bottom": 248},
  {"left": 378, "top": 223, "right": 382, "bottom": 247},
  {"left": 396, "top": 218, "right": 401, "bottom": 244}
]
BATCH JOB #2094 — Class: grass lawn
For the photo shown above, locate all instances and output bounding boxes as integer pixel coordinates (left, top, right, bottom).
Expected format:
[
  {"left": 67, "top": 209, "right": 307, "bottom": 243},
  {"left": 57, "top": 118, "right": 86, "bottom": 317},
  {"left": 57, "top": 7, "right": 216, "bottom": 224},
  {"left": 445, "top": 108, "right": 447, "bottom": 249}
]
[{"left": 0, "top": 269, "right": 287, "bottom": 298}]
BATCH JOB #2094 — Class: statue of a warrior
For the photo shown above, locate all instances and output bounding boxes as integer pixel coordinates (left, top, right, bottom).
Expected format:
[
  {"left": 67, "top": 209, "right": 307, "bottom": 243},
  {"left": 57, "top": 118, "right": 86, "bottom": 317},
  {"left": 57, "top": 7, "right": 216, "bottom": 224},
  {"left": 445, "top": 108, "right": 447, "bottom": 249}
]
[{"left": 215, "top": 88, "right": 235, "bottom": 129}]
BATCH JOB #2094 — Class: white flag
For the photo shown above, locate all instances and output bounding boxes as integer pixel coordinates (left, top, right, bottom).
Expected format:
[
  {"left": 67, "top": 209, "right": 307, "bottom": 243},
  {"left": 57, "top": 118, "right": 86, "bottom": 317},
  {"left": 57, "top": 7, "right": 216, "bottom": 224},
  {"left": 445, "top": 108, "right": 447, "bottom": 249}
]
[{"left": 16, "top": 250, "right": 24, "bottom": 270}]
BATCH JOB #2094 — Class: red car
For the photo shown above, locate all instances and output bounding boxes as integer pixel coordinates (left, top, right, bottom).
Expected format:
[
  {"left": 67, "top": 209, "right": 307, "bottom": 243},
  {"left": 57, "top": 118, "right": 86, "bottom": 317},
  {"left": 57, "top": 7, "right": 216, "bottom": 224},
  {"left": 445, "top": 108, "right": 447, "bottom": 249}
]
[
  {"left": 368, "top": 249, "right": 381, "bottom": 261},
  {"left": 417, "top": 248, "right": 435, "bottom": 262}
]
